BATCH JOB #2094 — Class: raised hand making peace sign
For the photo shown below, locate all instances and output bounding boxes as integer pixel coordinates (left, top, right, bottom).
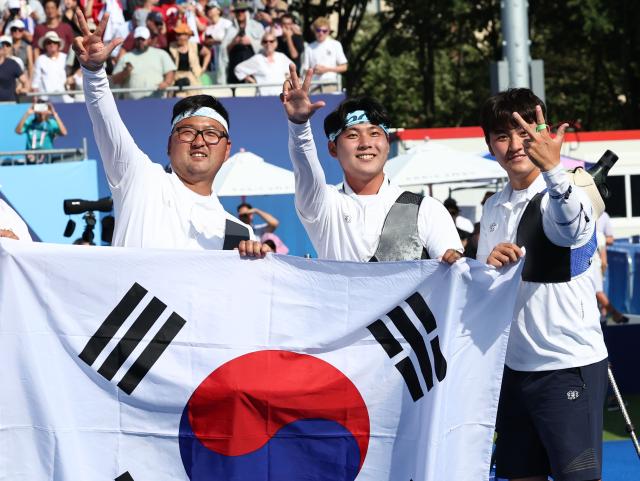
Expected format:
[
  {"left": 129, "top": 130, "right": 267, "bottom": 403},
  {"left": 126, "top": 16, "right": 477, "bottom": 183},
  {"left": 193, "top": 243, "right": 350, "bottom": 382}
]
[
  {"left": 512, "top": 105, "right": 569, "bottom": 172},
  {"left": 280, "top": 64, "right": 326, "bottom": 124},
  {"left": 72, "top": 9, "right": 123, "bottom": 72}
]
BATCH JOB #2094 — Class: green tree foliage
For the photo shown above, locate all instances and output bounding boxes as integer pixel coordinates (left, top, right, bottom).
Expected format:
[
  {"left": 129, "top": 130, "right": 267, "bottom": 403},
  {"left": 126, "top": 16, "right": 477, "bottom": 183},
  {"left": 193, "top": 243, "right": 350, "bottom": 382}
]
[{"left": 295, "top": 0, "right": 639, "bottom": 130}]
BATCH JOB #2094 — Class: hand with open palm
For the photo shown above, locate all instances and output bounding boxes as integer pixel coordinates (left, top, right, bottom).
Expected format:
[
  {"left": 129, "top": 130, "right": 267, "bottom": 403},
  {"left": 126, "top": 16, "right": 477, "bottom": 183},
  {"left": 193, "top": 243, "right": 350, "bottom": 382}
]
[
  {"left": 280, "top": 64, "right": 325, "bottom": 124},
  {"left": 72, "top": 9, "right": 123, "bottom": 72}
]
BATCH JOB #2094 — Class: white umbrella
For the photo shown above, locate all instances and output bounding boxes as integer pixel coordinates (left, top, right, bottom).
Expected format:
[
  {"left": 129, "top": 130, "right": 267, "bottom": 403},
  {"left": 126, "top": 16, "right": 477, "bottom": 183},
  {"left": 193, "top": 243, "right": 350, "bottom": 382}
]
[
  {"left": 213, "top": 150, "right": 295, "bottom": 196},
  {"left": 384, "top": 141, "right": 507, "bottom": 186}
]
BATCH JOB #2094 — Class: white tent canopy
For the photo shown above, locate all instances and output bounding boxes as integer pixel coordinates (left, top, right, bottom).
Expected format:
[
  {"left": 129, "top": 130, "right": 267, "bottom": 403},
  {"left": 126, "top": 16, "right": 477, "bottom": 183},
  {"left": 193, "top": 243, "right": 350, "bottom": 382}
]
[
  {"left": 213, "top": 150, "right": 295, "bottom": 196},
  {"left": 384, "top": 141, "right": 507, "bottom": 186}
]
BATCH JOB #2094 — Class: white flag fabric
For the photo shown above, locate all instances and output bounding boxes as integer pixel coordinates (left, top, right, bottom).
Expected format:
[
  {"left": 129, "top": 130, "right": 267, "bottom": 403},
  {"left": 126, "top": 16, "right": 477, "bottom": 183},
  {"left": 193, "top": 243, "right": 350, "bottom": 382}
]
[{"left": 0, "top": 240, "right": 523, "bottom": 481}]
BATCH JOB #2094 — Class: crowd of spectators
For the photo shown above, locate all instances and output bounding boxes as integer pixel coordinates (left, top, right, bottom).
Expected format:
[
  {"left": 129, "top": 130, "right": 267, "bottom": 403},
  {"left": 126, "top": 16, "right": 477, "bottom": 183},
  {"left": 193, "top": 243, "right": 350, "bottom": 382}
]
[{"left": 0, "top": 0, "right": 349, "bottom": 102}]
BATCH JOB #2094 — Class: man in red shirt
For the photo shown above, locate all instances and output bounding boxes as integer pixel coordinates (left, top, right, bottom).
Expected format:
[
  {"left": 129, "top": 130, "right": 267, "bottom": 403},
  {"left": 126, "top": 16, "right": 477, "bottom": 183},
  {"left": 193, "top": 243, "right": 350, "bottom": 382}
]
[{"left": 32, "top": 0, "right": 76, "bottom": 56}]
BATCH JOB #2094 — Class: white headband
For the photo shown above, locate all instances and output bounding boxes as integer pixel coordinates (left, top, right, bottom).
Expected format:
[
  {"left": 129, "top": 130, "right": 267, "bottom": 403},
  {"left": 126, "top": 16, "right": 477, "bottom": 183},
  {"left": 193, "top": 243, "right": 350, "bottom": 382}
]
[{"left": 171, "top": 106, "right": 229, "bottom": 133}]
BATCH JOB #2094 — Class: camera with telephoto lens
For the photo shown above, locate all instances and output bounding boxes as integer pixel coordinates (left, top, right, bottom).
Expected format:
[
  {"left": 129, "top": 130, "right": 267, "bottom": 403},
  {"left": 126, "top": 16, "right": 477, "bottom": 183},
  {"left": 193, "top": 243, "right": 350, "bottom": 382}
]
[{"left": 62, "top": 197, "right": 114, "bottom": 244}]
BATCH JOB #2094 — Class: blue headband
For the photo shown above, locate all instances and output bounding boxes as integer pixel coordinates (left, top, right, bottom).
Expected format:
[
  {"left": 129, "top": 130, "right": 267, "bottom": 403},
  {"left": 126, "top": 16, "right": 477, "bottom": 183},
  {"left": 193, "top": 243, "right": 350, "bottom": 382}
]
[{"left": 328, "top": 110, "right": 389, "bottom": 142}]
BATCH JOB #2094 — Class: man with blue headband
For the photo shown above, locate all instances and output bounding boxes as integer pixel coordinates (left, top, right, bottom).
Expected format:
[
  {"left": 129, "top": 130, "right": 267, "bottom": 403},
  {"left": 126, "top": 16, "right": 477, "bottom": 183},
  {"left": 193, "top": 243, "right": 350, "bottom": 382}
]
[
  {"left": 281, "top": 65, "right": 462, "bottom": 262},
  {"left": 72, "top": 10, "right": 268, "bottom": 256}
]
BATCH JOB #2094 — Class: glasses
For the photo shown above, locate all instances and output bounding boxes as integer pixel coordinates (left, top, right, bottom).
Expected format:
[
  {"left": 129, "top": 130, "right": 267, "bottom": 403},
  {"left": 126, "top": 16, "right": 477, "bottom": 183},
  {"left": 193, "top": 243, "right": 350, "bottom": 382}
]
[
  {"left": 315, "top": 28, "right": 329, "bottom": 33},
  {"left": 10, "top": 27, "right": 24, "bottom": 32},
  {"left": 1, "top": 42, "right": 10, "bottom": 48},
  {"left": 174, "top": 126, "right": 228, "bottom": 145},
  {"left": 262, "top": 39, "right": 276, "bottom": 44}
]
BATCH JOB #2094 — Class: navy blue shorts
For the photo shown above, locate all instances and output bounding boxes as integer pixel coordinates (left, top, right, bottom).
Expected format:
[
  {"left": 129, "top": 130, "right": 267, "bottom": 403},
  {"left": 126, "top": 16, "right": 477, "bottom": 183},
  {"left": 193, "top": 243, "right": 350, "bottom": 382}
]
[{"left": 494, "top": 358, "right": 608, "bottom": 481}]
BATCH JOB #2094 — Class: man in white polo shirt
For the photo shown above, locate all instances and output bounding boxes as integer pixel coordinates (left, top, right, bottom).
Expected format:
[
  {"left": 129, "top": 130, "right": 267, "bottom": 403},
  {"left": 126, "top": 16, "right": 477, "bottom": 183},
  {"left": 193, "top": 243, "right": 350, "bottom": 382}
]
[
  {"left": 477, "top": 88, "right": 608, "bottom": 481},
  {"left": 71, "top": 10, "right": 267, "bottom": 256},
  {"left": 280, "top": 66, "right": 462, "bottom": 263}
]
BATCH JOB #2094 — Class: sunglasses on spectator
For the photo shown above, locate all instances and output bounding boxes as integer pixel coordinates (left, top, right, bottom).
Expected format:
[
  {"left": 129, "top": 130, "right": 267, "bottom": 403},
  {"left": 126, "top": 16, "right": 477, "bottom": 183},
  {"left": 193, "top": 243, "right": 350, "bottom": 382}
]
[
  {"left": 315, "top": 28, "right": 329, "bottom": 33},
  {"left": 1, "top": 42, "right": 11, "bottom": 47},
  {"left": 235, "top": 8, "right": 248, "bottom": 13},
  {"left": 11, "top": 27, "right": 24, "bottom": 32},
  {"left": 262, "top": 39, "right": 276, "bottom": 44},
  {"left": 44, "top": 40, "right": 59, "bottom": 46}
]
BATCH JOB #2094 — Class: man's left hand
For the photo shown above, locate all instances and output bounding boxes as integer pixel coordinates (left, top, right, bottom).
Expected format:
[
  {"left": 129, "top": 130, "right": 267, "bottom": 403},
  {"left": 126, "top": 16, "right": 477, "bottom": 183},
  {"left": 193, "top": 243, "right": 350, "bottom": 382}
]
[
  {"left": 237, "top": 240, "right": 272, "bottom": 258},
  {"left": 440, "top": 249, "right": 462, "bottom": 264},
  {"left": 512, "top": 105, "right": 568, "bottom": 172}
]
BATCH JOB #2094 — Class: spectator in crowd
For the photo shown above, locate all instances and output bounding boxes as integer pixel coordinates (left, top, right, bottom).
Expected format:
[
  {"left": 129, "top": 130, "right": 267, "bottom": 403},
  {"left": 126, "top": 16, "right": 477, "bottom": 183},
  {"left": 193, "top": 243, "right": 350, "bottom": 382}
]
[
  {"left": 260, "top": 231, "right": 288, "bottom": 254},
  {"left": 7, "top": 19, "right": 32, "bottom": 80},
  {"left": 281, "top": 69, "right": 462, "bottom": 263},
  {"left": 33, "top": 0, "right": 76, "bottom": 56},
  {"left": 219, "top": 1, "right": 263, "bottom": 84},
  {"left": 32, "top": 31, "right": 72, "bottom": 102},
  {"left": 592, "top": 211, "right": 628, "bottom": 324},
  {"left": 273, "top": 12, "right": 302, "bottom": 73},
  {"left": 111, "top": 25, "right": 176, "bottom": 99},
  {"left": 0, "top": 34, "right": 28, "bottom": 100},
  {"left": 237, "top": 202, "right": 279, "bottom": 236},
  {"left": 15, "top": 102, "right": 68, "bottom": 161},
  {"left": 1, "top": 33, "right": 23, "bottom": 70},
  {"left": 82, "top": 0, "right": 104, "bottom": 23},
  {"left": 233, "top": 30, "right": 291, "bottom": 95},
  {"left": 201, "top": 1, "right": 231, "bottom": 82},
  {"left": 0, "top": 198, "right": 32, "bottom": 241},
  {"left": 477, "top": 89, "right": 608, "bottom": 481},
  {"left": 169, "top": 22, "right": 208, "bottom": 96},
  {"left": 308, "top": 16, "right": 346, "bottom": 91},
  {"left": 443, "top": 197, "right": 474, "bottom": 243},
  {"left": 254, "top": 0, "right": 279, "bottom": 28},
  {"left": 464, "top": 222, "right": 480, "bottom": 259},
  {"left": 73, "top": 10, "right": 269, "bottom": 255},
  {"left": 1, "top": 0, "right": 39, "bottom": 41},
  {"left": 119, "top": 11, "right": 167, "bottom": 58},
  {"left": 62, "top": 0, "right": 83, "bottom": 36}
]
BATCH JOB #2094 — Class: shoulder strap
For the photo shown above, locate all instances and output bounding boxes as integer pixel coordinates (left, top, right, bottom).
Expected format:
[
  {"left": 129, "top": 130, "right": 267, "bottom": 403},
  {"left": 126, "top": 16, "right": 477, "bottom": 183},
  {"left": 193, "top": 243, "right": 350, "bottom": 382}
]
[{"left": 222, "top": 219, "right": 251, "bottom": 250}]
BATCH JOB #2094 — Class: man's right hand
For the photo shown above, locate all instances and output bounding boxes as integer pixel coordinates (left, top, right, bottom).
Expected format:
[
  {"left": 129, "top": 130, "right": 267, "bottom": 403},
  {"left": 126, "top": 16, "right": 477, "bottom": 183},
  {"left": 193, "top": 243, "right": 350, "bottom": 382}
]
[
  {"left": 280, "top": 64, "right": 325, "bottom": 124},
  {"left": 73, "top": 9, "right": 123, "bottom": 71},
  {"left": 486, "top": 243, "right": 524, "bottom": 267}
]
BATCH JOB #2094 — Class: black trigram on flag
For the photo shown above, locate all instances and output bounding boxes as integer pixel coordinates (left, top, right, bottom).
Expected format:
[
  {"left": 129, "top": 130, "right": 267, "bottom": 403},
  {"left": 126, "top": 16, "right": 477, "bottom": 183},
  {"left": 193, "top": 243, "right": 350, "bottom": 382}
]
[
  {"left": 367, "top": 292, "right": 447, "bottom": 402},
  {"left": 79, "top": 282, "right": 186, "bottom": 395}
]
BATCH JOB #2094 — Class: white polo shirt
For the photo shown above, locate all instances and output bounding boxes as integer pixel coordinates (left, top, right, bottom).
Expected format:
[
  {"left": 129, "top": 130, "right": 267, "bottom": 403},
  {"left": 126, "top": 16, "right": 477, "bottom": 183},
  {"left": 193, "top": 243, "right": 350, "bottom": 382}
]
[
  {"left": 308, "top": 38, "right": 347, "bottom": 84},
  {"left": 477, "top": 167, "right": 607, "bottom": 371},
  {"left": 0, "top": 199, "right": 32, "bottom": 241},
  {"left": 288, "top": 121, "right": 462, "bottom": 262},
  {"left": 82, "top": 67, "right": 252, "bottom": 250}
]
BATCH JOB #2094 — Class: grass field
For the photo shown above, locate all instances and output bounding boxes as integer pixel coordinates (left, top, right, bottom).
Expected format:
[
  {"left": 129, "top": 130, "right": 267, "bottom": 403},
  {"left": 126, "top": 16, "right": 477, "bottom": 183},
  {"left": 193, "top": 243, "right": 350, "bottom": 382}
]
[{"left": 603, "top": 394, "right": 640, "bottom": 441}]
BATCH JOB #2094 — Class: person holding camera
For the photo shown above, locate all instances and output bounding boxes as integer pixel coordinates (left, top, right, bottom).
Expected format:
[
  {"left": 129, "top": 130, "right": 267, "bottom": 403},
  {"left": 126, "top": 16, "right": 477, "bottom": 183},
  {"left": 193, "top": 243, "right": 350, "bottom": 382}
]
[
  {"left": 218, "top": 1, "right": 263, "bottom": 84},
  {"left": 72, "top": 10, "right": 269, "bottom": 256},
  {"left": 15, "top": 102, "right": 68, "bottom": 163}
]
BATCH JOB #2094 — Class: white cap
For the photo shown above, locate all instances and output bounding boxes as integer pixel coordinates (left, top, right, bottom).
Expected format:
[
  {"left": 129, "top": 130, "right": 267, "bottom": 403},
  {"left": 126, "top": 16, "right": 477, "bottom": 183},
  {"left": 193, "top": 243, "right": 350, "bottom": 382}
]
[
  {"left": 133, "top": 26, "right": 151, "bottom": 40},
  {"left": 0, "top": 35, "right": 12, "bottom": 46},
  {"left": 7, "top": 0, "right": 21, "bottom": 9},
  {"left": 7, "top": 19, "right": 26, "bottom": 30},
  {"left": 455, "top": 216, "right": 474, "bottom": 235}
]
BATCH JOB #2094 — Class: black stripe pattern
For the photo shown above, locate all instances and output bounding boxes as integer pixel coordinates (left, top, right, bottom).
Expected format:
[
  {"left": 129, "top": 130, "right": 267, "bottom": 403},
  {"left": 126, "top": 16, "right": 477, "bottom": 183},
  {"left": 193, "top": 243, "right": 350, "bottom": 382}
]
[
  {"left": 367, "top": 291, "right": 447, "bottom": 402},
  {"left": 80, "top": 283, "right": 186, "bottom": 395}
]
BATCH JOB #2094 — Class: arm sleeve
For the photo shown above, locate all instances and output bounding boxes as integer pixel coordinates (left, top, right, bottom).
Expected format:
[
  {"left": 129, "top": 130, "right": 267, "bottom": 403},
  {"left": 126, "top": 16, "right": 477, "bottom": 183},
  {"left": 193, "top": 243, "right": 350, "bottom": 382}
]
[
  {"left": 417, "top": 198, "right": 463, "bottom": 258},
  {"left": 81, "top": 66, "right": 148, "bottom": 188},
  {"left": 541, "top": 164, "right": 595, "bottom": 247},
  {"left": 288, "top": 120, "right": 328, "bottom": 222},
  {"left": 335, "top": 41, "right": 347, "bottom": 65},
  {"left": 233, "top": 55, "right": 256, "bottom": 81}
]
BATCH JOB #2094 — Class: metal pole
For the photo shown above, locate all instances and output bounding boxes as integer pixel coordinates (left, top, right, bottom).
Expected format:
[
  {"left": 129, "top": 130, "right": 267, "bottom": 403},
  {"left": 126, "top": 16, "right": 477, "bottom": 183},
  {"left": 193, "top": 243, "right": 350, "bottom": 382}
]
[
  {"left": 501, "top": 0, "right": 531, "bottom": 88},
  {"left": 608, "top": 364, "right": 640, "bottom": 459}
]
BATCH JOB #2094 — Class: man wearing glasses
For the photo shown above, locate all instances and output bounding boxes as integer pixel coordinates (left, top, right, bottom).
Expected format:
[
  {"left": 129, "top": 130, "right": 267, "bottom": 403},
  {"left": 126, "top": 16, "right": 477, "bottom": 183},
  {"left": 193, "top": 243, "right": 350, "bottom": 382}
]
[
  {"left": 308, "top": 17, "right": 347, "bottom": 92},
  {"left": 72, "top": 10, "right": 268, "bottom": 256}
]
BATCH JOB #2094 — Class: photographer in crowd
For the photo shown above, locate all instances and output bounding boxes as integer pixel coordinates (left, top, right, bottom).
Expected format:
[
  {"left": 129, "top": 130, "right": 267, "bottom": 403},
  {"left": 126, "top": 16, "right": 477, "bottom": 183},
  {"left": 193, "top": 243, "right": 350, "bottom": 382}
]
[
  {"left": 15, "top": 102, "right": 68, "bottom": 163},
  {"left": 218, "top": 1, "right": 263, "bottom": 84}
]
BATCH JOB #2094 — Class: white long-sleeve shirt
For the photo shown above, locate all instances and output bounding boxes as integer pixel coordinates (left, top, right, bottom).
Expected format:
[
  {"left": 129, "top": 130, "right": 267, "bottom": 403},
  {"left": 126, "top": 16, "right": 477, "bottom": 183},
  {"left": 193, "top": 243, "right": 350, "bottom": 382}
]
[
  {"left": 477, "top": 166, "right": 607, "bottom": 371},
  {"left": 82, "top": 67, "right": 252, "bottom": 250},
  {"left": 288, "top": 121, "right": 462, "bottom": 262}
]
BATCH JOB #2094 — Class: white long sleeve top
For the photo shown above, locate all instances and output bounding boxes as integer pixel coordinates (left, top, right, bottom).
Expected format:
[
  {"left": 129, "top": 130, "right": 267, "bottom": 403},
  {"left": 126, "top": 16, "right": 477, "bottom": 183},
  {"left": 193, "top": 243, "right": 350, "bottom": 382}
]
[
  {"left": 288, "top": 120, "right": 462, "bottom": 262},
  {"left": 477, "top": 166, "right": 607, "bottom": 371},
  {"left": 82, "top": 67, "right": 252, "bottom": 250}
]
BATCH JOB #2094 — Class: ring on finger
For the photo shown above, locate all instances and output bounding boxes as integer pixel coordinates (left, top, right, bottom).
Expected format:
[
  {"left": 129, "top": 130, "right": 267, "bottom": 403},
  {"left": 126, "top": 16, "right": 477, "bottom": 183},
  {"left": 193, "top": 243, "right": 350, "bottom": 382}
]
[{"left": 535, "top": 123, "right": 547, "bottom": 132}]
